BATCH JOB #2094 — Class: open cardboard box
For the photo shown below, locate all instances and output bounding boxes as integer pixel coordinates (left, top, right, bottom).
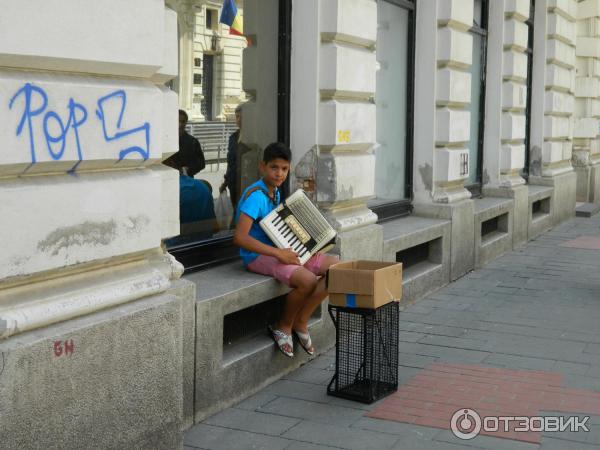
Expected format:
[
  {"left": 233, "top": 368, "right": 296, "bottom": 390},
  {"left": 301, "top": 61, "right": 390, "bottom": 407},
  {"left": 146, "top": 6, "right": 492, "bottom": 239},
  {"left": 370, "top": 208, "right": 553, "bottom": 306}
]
[{"left": 327, "top": 260, "right": 402, "bottom": 309}]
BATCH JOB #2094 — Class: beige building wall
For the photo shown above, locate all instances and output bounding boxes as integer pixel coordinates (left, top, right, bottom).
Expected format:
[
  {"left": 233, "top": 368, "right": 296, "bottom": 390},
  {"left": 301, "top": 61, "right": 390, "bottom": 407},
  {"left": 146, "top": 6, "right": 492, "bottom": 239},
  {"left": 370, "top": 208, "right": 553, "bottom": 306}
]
[{"left": 192, "top": 0, "right": 247, "bottom": 121}]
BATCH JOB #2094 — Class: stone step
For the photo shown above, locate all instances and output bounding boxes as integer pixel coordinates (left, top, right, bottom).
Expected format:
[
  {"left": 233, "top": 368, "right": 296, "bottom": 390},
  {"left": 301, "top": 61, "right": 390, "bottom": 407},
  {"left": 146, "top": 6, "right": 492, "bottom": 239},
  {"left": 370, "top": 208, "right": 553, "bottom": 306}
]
[{"left": 575, "top": 202, "right": 600, "bottom": 217}]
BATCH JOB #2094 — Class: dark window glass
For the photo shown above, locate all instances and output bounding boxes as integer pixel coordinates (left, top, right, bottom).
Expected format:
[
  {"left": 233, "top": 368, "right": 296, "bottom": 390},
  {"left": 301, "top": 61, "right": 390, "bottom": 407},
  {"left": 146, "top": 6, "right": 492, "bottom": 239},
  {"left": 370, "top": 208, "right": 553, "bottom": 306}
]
[
  {"left": 466, "top": 0, "right": 488, "bottom": 194},
  {"left": 523, "top": 0, "right": 535, "bottom": 179},
  {"left": 166, "top": 0, "right": 292, "bottom": 273},
  {"left": 206, "top": 8, "right": 214, "bottom": 30},
  {"left": 370, "top": 0, "right": 416, "bottom": 221}
]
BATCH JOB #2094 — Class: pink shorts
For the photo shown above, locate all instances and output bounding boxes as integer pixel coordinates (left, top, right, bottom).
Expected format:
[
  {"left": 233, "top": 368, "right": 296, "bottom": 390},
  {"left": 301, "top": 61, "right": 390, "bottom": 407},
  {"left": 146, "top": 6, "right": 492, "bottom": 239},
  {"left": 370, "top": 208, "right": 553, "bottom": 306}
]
[{"left": 247, "top": 253, "right": 327, "bottom": 287}]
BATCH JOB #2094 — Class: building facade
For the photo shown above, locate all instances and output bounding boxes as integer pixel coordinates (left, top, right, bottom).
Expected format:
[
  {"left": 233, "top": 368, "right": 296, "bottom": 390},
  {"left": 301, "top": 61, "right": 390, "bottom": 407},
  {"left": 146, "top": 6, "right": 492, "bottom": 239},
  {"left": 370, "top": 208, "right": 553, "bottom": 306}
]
[
  {"left": 1, "top": 0, "right": 599, "bottom": 448},
  {"left": 168, "top": 0, "right": 246, "bottom": 121}
]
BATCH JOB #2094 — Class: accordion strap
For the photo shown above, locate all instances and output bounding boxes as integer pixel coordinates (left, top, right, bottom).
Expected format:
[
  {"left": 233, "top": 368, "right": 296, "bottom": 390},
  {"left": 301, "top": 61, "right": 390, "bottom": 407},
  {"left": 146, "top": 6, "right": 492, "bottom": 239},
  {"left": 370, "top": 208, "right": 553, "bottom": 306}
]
[{"left": 243, "top": 186, "right": 280, "bottom": 205}]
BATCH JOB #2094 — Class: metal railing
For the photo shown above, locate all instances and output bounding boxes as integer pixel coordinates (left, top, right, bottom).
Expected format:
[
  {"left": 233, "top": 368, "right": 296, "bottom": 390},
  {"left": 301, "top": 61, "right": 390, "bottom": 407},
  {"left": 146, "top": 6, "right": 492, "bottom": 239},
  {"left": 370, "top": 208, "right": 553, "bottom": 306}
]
[{"left": 186, "top": 121, "right": 237, "bottom": 170}]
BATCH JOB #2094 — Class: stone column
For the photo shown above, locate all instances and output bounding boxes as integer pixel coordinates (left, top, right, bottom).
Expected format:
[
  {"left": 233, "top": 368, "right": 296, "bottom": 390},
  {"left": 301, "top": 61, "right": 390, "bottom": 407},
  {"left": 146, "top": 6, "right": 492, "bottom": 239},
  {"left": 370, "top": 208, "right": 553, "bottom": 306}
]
[
  {"left": 236, "top": 0, "right": 280, "bottom": 192},
  {"left": 293, "top": 0, "right": 381, "bottom": 261},
  {"left": 413, "top": 0, "right": 475, "bottom": 280},
  {"left": 173, "top": 0, "right": 196, "bottom": 113},
  {"left": 529, "top": 0, "right": 577, "bottom": 224},
  {"left": 573, "top": 0, "right": 600, "bottom": 202},
  {"left": 482, "top": 0, "right": 530, "bottom": 247},
  {"left": 0, "top": 3, "right": 186, "bottom": 447}
]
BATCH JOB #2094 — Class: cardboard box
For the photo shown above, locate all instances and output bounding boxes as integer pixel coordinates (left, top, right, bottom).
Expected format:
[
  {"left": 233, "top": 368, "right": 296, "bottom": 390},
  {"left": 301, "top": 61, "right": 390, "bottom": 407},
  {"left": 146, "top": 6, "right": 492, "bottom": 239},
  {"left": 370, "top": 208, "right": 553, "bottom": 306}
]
[{"left": 327, "top": 260, "right": 402, "bottom": 309}]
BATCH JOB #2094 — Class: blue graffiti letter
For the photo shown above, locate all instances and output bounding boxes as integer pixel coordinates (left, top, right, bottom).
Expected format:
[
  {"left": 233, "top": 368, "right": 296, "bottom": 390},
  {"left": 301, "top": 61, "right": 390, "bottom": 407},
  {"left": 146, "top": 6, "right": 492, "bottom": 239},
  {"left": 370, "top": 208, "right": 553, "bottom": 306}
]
[
  {"left": 9, "top": 83, "right": 48, "bottom": 163},
  {"left": 96, "top": 90, "right": 150, "bottom": 161},
  {"left": 67, "top": 98, "right": 88, "bottom": 169}
]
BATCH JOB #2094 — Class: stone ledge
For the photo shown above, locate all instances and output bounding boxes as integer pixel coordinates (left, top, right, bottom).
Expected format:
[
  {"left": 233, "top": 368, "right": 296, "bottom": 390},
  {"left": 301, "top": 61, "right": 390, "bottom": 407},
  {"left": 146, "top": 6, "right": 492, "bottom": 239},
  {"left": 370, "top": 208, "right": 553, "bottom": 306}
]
[
  {"left": 473, "top": 197, "right": 514, "bottom": 268},
  {"left": 528, "top": 184, "right": 554, "bottom": 202},
  {"left": 381, "top": 216, "right": 451, "bottom": 304},
  {"left": 184, "top": 261, "right": 335, "bottom": 424},
  {"left": 527, "top": 185, "right": 555, "bottom": 241},
  {"left": 473, "top": 197, "right": 514, "bottom": 217}
]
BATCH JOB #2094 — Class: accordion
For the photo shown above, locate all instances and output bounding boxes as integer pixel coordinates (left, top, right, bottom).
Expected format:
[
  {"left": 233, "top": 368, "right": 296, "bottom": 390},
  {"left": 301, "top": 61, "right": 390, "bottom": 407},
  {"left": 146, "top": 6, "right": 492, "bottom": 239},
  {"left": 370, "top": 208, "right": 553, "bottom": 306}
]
[{"left": 260, "top": 189, "right": 337, "bottom": 265}]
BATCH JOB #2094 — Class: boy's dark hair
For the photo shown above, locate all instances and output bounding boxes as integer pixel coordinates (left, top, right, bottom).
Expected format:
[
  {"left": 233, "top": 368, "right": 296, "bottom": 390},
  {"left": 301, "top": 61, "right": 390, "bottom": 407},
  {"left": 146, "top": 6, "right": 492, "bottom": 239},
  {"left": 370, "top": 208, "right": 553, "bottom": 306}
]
[
  {"left": 263, "top": 142, "right": 291, "bottom": 163},
  {"left": 179, "top": 109, "right": 188, "bottom": 121}
]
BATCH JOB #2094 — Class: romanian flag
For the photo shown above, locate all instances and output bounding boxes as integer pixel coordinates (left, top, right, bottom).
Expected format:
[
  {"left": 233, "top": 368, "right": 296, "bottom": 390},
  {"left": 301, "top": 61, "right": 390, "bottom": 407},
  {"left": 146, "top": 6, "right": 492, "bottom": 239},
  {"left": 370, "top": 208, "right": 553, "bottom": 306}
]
[{"left": 219, "top": 0, "right": 243, "bottom": 36}]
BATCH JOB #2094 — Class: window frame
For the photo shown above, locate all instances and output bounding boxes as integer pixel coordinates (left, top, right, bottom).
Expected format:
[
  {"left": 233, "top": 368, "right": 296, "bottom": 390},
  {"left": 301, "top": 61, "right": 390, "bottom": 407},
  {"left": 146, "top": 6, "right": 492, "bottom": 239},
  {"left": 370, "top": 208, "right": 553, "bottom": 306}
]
[
  {"left": 205, "top": 7, "right": 217, "bottom": 31},
  {"left": 523, "top": 0, "right": 535, "bottom": 180},
  {"left": 168, "top": 0, "right": 292, "bottom": 274},
  {"left": 465, "top": 0, "right": 489, "bottom": 197},
  {"left": 371, "top": 0, "right": 416, "bottom": 222}
]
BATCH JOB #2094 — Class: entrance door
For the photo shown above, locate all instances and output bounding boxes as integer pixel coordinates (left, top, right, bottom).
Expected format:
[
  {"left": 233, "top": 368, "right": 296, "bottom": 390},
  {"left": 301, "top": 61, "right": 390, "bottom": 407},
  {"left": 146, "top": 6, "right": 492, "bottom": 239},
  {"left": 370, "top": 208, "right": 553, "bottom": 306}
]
[{"left": 201, "top": 54, "right": 214, "bottom": 120}]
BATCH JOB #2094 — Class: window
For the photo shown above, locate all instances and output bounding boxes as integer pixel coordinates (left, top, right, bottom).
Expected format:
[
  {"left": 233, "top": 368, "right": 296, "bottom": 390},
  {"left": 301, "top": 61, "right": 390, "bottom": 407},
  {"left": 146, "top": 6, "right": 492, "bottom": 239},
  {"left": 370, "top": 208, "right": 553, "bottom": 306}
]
[
  {"left": 523, "top": 0, "right": 535, "bottom": 179},
  {"left": 206, "top": 8, "right": 218, "bottom": 31},
  {"left": 166, "top": 0, "right": 292, "bottom": 272},
  {"left": 369, "top": 0, "right": 416, "bottom": 221},
  {"left": 201, "top": 54, "right": 214, "bottom": 119},
  {"left": 466, "top": 0, "right": 488, "bottom": 194}
]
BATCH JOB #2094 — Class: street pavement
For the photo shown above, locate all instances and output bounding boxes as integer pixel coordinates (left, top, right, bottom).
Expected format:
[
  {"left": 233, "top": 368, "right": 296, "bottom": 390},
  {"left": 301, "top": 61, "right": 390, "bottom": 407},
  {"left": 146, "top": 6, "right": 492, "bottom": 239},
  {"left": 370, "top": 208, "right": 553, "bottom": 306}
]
[{"left": 184, "top": 213, "right": 600, "bottom": 449}]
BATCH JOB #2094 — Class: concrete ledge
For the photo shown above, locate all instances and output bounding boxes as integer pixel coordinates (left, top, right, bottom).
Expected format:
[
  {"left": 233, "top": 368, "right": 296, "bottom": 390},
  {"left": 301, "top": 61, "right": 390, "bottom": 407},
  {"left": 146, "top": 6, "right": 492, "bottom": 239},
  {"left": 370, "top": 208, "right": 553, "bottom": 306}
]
[
  {"left": 575, "top": 202, "right": 600, "bottom": 217},
  {"left": 185, "top": 262, "right": 335, "bottom": 424},
  {"left": 528, "top": 185, "right": 554, "bottom": 240},
  {"left": 381, "top": 216, "right": 451, "bottom": 303},
  {"left": 530, "top": 171, "right": 576, "bottom": 225},
  {"left": 0, "top": 285, "right": 188, "bottom": 450},
  {"left": 473, "top": 197, "right": 514, "bottom": 268}
]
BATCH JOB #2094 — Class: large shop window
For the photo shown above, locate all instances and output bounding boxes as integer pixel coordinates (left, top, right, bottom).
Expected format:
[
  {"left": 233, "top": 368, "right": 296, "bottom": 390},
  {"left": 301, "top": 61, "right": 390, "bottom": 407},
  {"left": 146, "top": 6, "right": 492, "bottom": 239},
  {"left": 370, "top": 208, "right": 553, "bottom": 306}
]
[
  {"left": 166, "top": 0, "right": 291, "bottom": 272},
  {"left": 466, "top": 0, "right": 488, "bottom": 194},
  {"left": 523, "top": 0, "right": 535, "bottom": 179},
  {"left": 369, "top": 0, "right": 416, "bottom": 221}
]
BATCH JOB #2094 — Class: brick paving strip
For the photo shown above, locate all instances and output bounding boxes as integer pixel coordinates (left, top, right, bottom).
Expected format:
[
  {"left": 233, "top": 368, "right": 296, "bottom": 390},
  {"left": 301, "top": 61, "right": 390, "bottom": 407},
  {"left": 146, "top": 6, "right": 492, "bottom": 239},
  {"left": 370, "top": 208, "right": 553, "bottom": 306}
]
[
  {"left": 560, "top": 236, "right": 600, "bottom": 250},
  {"left": 366, "top": 362, "right": 600, "bottom": 444}
]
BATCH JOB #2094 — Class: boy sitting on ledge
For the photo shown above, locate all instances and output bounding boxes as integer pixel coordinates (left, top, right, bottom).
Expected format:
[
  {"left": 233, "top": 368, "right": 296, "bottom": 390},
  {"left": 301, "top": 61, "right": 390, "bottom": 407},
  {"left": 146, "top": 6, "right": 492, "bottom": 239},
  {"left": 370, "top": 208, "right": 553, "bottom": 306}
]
[{"left": 233, "top": 142, "right": 339, "bottom": 358}]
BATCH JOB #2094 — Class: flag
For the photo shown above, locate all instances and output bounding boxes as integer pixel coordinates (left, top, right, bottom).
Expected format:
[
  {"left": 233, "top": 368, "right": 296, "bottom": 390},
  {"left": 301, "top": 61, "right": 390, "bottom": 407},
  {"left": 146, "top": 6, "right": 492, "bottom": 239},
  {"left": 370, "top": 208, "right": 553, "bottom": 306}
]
[{"left": 219, "top": 0, "right": 243, "bottom": 36}]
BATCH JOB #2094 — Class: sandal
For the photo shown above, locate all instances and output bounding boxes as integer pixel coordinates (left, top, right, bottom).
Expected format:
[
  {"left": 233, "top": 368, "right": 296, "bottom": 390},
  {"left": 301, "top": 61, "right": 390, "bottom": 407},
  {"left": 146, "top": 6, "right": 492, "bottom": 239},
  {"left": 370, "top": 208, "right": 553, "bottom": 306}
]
[
  {"left": 293, "top": 329, "right": 315, "bottom": 356},
  {"left": 268, "top": 325, "right": 294, "bottom": 358}
]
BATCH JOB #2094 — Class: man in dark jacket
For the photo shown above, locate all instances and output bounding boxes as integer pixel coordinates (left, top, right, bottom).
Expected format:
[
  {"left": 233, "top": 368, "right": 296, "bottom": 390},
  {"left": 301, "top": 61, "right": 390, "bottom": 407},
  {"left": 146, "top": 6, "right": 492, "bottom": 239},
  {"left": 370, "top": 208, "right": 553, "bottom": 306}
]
[
  {"left": 164, "top": 109, "right": 206, "bottom": 177},
  {"left": 219, "top": 105, "right": 242, "bottom": 208}
]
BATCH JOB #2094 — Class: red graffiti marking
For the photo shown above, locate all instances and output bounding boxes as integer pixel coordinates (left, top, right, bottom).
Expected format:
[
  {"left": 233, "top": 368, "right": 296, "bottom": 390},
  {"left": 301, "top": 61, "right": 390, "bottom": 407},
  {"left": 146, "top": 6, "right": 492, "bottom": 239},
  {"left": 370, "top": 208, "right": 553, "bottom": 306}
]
[{"left": 53, "top": 339, "right": 75, "bottom": 357}]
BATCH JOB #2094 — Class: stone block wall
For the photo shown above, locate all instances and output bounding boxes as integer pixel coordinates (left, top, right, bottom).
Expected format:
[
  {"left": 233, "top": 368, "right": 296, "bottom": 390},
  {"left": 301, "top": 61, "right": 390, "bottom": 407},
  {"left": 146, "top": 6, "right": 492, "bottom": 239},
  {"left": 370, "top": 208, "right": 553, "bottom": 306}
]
[
  {"left": 500, "top": 0, "right": 531, "bottom": 185},
  {"left": 0, "top": 2, "right": 187, "bottom": 447},
  {"left": 434, "top": 0, "right": 472, "bottom": 203},
  {"left": 573, "top": 0, "right": 600, "bottom": 201},
  {"left": 541, "top": 0, "right": 578, "bottom": 176},
  {"left": 0, "top": 0, "right": 182, "bottom": 339}
]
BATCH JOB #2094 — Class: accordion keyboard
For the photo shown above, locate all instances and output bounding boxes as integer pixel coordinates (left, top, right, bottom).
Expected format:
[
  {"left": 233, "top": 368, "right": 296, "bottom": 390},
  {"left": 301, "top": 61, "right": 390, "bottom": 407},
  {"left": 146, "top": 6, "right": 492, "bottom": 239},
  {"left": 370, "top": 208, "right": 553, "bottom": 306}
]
[{"left": 267, "top": 214, "right": 311, "bottom": 264}]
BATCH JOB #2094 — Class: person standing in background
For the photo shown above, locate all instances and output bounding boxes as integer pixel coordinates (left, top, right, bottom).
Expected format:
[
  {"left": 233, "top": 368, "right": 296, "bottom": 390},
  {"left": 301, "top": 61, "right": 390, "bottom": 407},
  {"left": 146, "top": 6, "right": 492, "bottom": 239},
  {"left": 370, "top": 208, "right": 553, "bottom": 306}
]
[
  {"left": 220, "top": 104, "right": 242, "bottom": 208},
  {"left": 164, "top": 109, "right": 206, "bottom": 177}
]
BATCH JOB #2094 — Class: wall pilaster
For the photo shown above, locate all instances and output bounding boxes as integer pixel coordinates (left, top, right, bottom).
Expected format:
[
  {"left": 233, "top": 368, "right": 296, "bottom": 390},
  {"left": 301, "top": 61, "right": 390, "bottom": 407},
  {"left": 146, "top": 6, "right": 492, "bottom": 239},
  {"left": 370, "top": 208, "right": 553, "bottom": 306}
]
[
  {"left": 0, "top": 2, "right": 181, "bottom": 339},
  {"left": 432, "top": 0, "right": 473, "bottom": 203},
  {"left": 498, "top": 0, "right": 530, "bottom": 187},
  {"left": 573, "top": 0, "right": 600, "bottom": 201}
]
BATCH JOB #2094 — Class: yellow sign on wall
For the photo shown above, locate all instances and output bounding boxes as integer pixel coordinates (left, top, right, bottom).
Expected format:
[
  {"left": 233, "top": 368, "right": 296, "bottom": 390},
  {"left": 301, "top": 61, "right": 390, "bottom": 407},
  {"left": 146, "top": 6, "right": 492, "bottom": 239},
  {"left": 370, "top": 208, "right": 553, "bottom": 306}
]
[{"left": 337, "top": 130, "right": 351, "bottom": 144}]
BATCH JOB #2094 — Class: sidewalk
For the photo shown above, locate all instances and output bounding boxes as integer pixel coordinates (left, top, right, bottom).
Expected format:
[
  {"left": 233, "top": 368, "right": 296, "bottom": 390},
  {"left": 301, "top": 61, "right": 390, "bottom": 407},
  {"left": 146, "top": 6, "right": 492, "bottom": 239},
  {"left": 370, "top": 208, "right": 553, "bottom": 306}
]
[{"left": 184, "top": 214, "right": 600, "bottom": 450}]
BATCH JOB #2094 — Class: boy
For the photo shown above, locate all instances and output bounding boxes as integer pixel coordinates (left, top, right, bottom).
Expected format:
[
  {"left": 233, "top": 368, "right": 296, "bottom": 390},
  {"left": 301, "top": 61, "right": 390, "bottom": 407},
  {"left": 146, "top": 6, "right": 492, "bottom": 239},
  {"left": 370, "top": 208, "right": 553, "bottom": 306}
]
[{"left": 233, "top": 142, "right": 339, "bottom": 358}]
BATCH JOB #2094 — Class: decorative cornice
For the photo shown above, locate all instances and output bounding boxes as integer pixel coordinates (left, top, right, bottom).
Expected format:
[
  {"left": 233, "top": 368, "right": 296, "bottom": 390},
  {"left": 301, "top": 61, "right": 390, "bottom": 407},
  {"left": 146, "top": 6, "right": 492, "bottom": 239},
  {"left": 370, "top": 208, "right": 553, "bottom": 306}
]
[
  {"left": 320, "top": 32, "right": 376, "bottom": 51},
  {"left": 320, "top": 89, "right": 373, "bottom": 103}
]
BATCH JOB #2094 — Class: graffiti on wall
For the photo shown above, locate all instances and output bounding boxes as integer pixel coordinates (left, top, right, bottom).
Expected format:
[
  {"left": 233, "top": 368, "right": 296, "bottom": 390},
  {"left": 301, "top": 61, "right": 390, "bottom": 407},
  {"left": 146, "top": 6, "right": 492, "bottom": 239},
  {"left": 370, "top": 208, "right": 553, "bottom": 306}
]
[{"left": 9, "top": 83, "right": 151, "bottom": 170}]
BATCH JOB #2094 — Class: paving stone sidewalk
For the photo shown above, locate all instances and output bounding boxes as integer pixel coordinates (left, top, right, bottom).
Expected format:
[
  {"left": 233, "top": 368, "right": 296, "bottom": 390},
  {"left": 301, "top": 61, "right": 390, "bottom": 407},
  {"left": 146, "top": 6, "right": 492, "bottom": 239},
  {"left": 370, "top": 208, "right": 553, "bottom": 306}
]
[{"left": 184, "top": 214, "right": 600, "bottom": 450}]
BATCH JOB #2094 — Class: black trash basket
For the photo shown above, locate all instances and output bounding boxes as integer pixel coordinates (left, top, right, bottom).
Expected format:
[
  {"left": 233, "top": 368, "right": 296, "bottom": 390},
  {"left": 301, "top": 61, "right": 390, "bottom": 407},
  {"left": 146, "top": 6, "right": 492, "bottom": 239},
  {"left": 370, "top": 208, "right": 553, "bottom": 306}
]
[{"left": 327, "top": 301, "right": 399, "bottom": 404}]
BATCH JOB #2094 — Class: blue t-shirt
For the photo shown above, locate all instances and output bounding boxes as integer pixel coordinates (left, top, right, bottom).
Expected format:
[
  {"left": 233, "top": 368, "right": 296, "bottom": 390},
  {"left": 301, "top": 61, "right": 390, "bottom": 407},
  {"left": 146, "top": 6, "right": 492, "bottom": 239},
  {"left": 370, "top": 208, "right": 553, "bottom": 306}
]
[
  {"left": 235, "top": 178, "right": 280, "bottom": 266},
  {"left": 179, "top": 175, "right": 215, "bottom": 224}
]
